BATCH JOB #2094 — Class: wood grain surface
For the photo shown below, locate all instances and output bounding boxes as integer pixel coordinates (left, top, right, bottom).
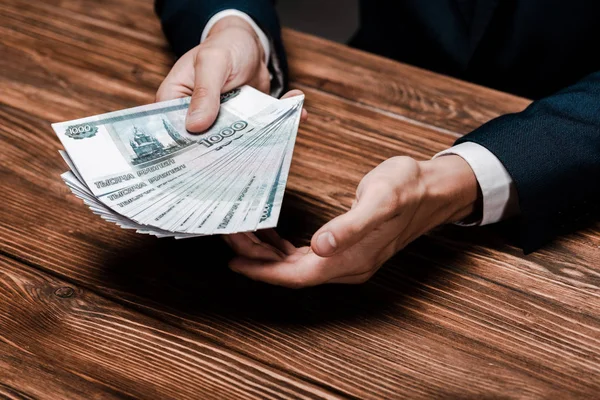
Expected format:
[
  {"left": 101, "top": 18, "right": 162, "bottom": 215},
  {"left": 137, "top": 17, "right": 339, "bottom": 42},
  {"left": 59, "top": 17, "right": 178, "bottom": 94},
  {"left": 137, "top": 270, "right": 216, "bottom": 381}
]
[
  {"left": 0, "top": 254, "right": 335, "bottom": 399},
  {"left": 1, "top": 0, "right": 599, "bottom": 399}
]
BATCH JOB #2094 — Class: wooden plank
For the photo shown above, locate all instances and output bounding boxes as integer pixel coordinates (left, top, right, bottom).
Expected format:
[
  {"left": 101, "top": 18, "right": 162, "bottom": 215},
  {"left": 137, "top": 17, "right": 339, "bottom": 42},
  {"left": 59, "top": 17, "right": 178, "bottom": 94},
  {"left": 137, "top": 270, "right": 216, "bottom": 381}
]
[
  {"left": 0, "top": 0, "right": 169, "bottom": 115},
  {"left": 284, "top": 30, "right": 532, "bottom": 135},
  {"left": 1, "top": 0, "right": 531, "bottom": 137},
  {"left": 0, "top": 255, "right": 338, "bottom": 400},
  {"left": 1, "top": 273, "right": 128, "bottom": 400}
]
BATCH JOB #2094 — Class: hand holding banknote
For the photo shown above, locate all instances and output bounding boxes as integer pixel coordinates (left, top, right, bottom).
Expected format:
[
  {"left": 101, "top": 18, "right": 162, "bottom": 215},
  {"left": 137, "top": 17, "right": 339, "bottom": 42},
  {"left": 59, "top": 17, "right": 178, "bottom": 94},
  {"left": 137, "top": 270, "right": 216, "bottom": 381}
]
[
  {"left": 156, "top": 15, "right": 271, "bottom": 133},
  {"left": 53, "top": 86, "right": 306, "bottom": 237}
]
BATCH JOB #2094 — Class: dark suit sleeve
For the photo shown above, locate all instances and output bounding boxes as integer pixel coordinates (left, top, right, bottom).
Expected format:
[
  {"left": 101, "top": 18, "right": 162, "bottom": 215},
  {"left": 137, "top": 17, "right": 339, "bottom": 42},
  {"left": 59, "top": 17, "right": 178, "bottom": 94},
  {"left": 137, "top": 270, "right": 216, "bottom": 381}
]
[
  {"left": 154, "top": 0, "right": 288, "bottom": 87},
  {"left": 457, "top": 71, "right": 600, "bottom": 253}
]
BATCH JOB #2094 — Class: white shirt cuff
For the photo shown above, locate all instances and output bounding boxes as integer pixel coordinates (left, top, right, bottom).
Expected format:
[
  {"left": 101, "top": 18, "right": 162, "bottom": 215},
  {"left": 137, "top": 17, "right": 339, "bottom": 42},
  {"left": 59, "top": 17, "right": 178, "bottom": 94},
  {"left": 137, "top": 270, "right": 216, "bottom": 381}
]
[
  {"left": 201, "top": 9, "right": 271, "bottom": 65},
  {"left": 434, "top": 142, "right": 519, "bottom": 225}
]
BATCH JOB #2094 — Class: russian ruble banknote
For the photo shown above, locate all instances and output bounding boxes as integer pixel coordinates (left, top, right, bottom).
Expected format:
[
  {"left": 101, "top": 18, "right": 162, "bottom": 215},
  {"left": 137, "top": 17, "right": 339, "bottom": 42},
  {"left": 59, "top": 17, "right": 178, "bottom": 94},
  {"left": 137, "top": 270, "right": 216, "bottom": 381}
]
[{"left": 52, "top": 85, "right": 304, "bottom": 238}]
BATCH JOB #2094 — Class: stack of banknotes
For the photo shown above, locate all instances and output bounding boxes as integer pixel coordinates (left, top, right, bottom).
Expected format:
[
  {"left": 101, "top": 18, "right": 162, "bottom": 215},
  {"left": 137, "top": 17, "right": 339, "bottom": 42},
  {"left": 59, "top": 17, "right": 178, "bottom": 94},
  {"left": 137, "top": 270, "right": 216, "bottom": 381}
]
[{"left": 52, "top": 86, "right": 304, "bottom": 238}]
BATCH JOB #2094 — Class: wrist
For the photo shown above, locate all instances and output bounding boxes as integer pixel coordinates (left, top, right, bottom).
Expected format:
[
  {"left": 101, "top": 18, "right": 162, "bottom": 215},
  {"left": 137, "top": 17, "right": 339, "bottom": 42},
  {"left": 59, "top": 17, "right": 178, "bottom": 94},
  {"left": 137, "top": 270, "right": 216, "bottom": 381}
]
[
  {"left": 208, "top": 16, "right": 266, "bottom": 61},
  {"left": 209, "top": 15, "right": 255, "bottom": 35},
  {"left": 419, "top": 155, "right": 480, "bottom": 224}
]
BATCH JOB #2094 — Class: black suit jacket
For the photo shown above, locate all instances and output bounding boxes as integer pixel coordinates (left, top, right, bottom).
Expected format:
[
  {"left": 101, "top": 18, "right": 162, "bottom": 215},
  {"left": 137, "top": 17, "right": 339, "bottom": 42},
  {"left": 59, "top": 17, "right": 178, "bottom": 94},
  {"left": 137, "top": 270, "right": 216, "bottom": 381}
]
[{"left": 155, "top": 0, "right": 600, "bottom": 252}]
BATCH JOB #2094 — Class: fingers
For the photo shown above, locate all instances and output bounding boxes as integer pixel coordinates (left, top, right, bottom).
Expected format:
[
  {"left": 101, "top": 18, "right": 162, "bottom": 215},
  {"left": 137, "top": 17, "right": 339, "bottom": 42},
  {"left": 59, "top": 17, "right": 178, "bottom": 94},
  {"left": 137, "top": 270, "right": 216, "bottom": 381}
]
[
  {"left": 310, "top": 183, "right": 399, "bottom": 257},
  {"left": 228, "top": 222, "right": 401, "bottom": 288},
  {"left": 229, "top": 250, "right": 327, "bottom": 288},
  {"left": 156, "top": 78, "right": 191, "bottom": 102},
  {"left": 157, "top": 50, "right": 308, "bottom": 134},
  {"left": 281, "top": 89, "right": 308, "bottom": 122},
  {"left": 222, "top": 233, "right": 285, "bottom": 261},
  {"left": 254, "top": 229, "right": 296, "bottom": 255},
  {"left": 156, "top": 52, "right": 195, "bottom": 102},
  {"left": 301, "top": 109, "right": 308, "bottom": 122},
  {"left": 229, "top": 233, "right": 394, "bottom": 288},
  {"left": 186, "top": 50, "right": 231, "bottom": 133},
  {"left": 280, "top": 89, "right": 304, "bottom": 99},
  {"left": 245, "top": 61, "right": 271, "bottom": 94},
  {"left": 326, "top": 271, "right": 373, "bottom": 284}
]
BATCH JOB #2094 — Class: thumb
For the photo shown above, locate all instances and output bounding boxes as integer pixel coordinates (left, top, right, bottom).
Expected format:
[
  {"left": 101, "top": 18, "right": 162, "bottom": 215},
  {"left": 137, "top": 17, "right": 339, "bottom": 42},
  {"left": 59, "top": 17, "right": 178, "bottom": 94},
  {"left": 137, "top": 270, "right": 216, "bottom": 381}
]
[
  {"left": 311, "top": 186, "right": 398, "bottom": 257},
  {"left": 186, "top": 51, "right": 230, "bottom": 133}
]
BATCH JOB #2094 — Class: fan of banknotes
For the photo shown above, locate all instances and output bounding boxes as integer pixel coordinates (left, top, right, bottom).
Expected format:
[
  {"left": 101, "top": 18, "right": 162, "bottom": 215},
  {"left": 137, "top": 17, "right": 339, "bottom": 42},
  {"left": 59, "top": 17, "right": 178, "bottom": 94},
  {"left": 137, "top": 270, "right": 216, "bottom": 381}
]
[{"left": 52, "top": 85, "right": 304, "bottom": 238}]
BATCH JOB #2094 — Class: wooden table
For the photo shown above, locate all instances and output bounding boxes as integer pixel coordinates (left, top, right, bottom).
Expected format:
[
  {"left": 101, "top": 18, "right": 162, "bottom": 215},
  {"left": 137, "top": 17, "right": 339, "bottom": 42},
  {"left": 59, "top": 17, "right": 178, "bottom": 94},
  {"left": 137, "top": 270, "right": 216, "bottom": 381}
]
[{"left": 1, "top": 0, "right": 599, "bottom": 398}]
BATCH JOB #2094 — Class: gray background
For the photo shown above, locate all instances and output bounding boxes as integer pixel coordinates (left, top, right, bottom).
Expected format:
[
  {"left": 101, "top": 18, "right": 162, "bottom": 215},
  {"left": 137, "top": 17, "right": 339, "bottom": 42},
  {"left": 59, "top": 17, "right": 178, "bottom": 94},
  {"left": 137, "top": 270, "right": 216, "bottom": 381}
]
[{"left": 275, "top": 0, "right": 359, "bottom": 43}]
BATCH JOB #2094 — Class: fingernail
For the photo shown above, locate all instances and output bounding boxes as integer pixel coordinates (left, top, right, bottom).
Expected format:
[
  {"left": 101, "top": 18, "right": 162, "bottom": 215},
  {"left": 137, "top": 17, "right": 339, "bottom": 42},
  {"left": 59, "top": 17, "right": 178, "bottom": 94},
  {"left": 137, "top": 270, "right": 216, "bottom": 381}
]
[{"left": 316, "top": 231, "right": 337, "bottom": 255}]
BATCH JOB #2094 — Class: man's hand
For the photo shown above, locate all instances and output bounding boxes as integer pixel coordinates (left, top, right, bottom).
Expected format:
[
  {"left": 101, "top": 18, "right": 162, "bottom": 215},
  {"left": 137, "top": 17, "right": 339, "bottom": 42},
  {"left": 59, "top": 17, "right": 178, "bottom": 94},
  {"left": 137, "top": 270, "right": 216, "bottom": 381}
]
[
  {"left": 224, "top": 155, "right": 480, "bottom": 288},
  {"left": 156, "top": 16, "right": 270, "bottom": 132}
]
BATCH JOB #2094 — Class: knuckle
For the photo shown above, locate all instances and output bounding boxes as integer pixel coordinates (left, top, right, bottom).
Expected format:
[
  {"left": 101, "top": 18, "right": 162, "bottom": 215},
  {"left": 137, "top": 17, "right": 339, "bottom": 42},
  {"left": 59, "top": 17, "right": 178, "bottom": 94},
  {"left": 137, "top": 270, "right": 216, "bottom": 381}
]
[
  {"left": 356, "top": 177, "right": 368, "bottom": 196},
  {"left": 383, "top": 189, "right": 401, "bottom": 212},
  {"left": 374, "top": 246, "right": 397, "bottom": 270},
  {"left": 228, "top": 259, "right": 243, "bottom": 272},
  {"left": 195, "top": 48, "right": 232, "bottom": 74},
  {"left": 221, "top": 235, "right": 231, "bottom": 246},
  {"left": 285, "top": 268, "right": 324, "bottom": 289},
  {"left": 192, "top": 85, "right": 211, "bottom": 99},
  {"left": 355, "top": 273, "right": 373, "bottom": 284},
  {"left": 257, "top": 68, "right": 271, "bottom": 92},
  {"left": 248, "top": 245, "right": 268, "bottom": 259},
  {"left": 283, "top": 278, "right": 309, "bottom": 289},
  {"left": 196, "top": 47, "right": 228, "bottom": 63},
  {"left": 384, "top": 155, "right": 406, "bottom": 166},
  {"left": 369, "top": 179, "right": 400, "bottom": 210},
  {"left": 155, "top": 88, "right": 165, "bottom": 102},
  {"left": 359, "top": 261, "right": 375, "bottom": 275},
  {"left": 341, "top": 219, "right": 364, "bottom": 239},
  {"left": 384, "top": 155, "right": 413, "bottom": 169},
  {"left": 231, "top": 241, "right": 251, "bottom": 255},
  {"left": 231, "top": 244, "right": 246, "bottom": 256}
]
